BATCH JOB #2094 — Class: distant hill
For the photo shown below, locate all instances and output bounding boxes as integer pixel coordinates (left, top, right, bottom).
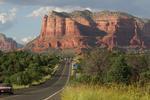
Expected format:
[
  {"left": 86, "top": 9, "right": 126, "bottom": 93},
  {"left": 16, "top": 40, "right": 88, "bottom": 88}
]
[{"left": 0, "top": 33, "right": 20, "bottom": 52}]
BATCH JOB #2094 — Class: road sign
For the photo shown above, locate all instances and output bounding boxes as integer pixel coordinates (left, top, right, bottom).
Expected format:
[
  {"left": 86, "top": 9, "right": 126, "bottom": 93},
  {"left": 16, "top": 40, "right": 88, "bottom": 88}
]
[{"left": 72, "top": 63, "right": 78, "bottom": 70}]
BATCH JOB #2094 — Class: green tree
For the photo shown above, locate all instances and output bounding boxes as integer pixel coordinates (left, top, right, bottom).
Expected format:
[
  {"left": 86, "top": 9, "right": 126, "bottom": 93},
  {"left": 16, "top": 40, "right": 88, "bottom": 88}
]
[
  {"left": 107, "top": 55, "right": 132, "bottom": 84},
  {"left": 82, "top": 48, "right": 110, "bottom": 76},
  {"left": 10, "top": 72, "right": 31, "bottom": 85}
]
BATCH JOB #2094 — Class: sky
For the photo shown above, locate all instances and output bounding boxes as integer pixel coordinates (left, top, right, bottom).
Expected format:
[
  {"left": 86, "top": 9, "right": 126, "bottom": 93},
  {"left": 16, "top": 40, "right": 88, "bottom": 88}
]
[{"left": 0, "top": 0, "right": 150, "bottom": 44}]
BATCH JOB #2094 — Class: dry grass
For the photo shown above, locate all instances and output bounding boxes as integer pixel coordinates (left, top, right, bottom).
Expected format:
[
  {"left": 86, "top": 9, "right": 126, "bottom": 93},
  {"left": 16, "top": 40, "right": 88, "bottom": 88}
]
[{"left": 61, "top": 84, "right": 150, "bottom": 100}]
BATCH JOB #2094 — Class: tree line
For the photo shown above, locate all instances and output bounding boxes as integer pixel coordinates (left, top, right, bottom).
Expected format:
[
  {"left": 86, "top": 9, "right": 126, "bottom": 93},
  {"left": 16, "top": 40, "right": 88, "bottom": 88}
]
[
  {"left": 76, "top": 48, "right": 150, "bottom": 85},
  {"left": 0, "top": 51, "right": 59, "bottom": 86}
]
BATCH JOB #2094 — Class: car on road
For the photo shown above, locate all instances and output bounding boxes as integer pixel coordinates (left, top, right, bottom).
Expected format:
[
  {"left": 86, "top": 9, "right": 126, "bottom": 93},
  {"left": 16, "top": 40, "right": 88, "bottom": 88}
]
[{"left": 0, "top": 83, "right": 13, "bottom": 95}]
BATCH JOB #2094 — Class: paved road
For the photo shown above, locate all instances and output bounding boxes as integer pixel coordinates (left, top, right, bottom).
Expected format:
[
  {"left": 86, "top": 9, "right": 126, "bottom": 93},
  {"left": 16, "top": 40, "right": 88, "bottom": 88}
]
[{"left": 0, "top": 59, "right": 71, "bottom": 100}]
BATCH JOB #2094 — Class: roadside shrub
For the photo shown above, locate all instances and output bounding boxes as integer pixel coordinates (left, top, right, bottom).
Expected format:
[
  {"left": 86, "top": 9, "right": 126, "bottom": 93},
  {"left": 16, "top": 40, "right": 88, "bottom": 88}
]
[
  {"left": 10, "top": 72, "right": 32, "bottom": 85},
  {"left": 139, "top": 69, "right": 150, "bottom": 86},
  {"left": 107, "top": 55, "right": 132, "bottom": 84},
  {"left": 76, "top": 48, "right": 150, "bottom": 85},
  {"left": 73, "top": 74, "right": 92, "bottom": 84}
]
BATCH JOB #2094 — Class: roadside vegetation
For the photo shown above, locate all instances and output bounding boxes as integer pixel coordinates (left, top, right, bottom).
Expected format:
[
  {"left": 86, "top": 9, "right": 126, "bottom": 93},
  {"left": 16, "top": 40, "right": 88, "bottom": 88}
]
[
  {"left": 62, "top": 84, "right": 150, "bottom": 100},
  {"left": 62, "top": 48, "right": 150, "bottom": 100},
  {"left": 0, "top": 51, "right": 60, "bottom": 89}
]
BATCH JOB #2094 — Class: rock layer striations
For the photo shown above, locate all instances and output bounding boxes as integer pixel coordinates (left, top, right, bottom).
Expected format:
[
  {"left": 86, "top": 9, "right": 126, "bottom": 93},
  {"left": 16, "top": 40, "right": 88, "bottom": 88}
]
[
  {"left": 25, "top": 10, "right": 150, "bottom": 52},
  {"left": 0, "top": 33, "right": 17, "bottom": 52}
]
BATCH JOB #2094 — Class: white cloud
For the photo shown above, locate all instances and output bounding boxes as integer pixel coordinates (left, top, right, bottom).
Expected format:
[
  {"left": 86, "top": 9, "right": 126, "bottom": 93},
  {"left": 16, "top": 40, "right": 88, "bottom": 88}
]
[
  {"left": 0, "top": 8, "right": 17, "bottom": 24},
  {"left": 27, "top": 6, "right": 95, "bottom": 17},
  {"left": 21, "top": 36, "right": 36, "bottom": 44}
]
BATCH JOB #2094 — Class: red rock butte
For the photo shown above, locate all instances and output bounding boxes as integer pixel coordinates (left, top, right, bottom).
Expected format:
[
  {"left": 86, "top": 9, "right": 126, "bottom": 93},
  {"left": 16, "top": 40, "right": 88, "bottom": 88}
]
[
  {"left": 0, "top": 33, "right": 17, "bottom": 52},
  {"left": 25, "top": 10, "right": 150, "bottom": 52}
]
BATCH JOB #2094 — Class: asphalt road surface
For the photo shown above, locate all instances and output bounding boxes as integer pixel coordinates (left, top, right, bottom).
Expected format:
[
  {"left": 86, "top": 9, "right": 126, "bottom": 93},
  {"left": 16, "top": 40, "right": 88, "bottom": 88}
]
[{"left": 0, "top": 59, "right": 71, "bottom": 100}]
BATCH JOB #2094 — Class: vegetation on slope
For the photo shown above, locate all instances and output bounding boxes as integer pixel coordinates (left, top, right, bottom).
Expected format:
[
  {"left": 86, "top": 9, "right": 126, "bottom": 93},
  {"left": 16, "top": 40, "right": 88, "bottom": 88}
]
[
  {"left": 74, "top": 48, "right": 150, "bottom": 85},
  {"left": 0, "top": 51, "right": 59, "bottom": 88},
  {"left": 62, "top": 48, "right": 150, "bottom": 100}
]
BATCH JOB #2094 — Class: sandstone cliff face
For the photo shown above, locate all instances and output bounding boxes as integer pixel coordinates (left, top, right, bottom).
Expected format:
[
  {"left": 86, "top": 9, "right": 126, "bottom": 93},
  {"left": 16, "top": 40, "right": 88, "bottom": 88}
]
[
  {"left": 25, "top": 10, "right": 150, "bottom": 52},
  {"left": 0, "top": 33, "right": 17, "bottom": 52}
]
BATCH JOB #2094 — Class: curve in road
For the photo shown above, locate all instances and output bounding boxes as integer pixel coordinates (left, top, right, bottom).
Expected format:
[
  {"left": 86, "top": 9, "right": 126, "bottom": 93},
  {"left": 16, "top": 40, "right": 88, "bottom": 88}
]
[{"left": 0, "top": 59, "right": 71, "bottom": 100}]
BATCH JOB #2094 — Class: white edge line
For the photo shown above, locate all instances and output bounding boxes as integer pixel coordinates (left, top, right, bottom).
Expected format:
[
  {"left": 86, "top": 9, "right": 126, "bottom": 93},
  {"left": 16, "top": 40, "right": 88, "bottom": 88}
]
[
  {"left": 43, "top": 60, "right": 71, "bottom": 100},
  {"left": 43, "top": 88, "right": 64, "bottom": 100}
]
